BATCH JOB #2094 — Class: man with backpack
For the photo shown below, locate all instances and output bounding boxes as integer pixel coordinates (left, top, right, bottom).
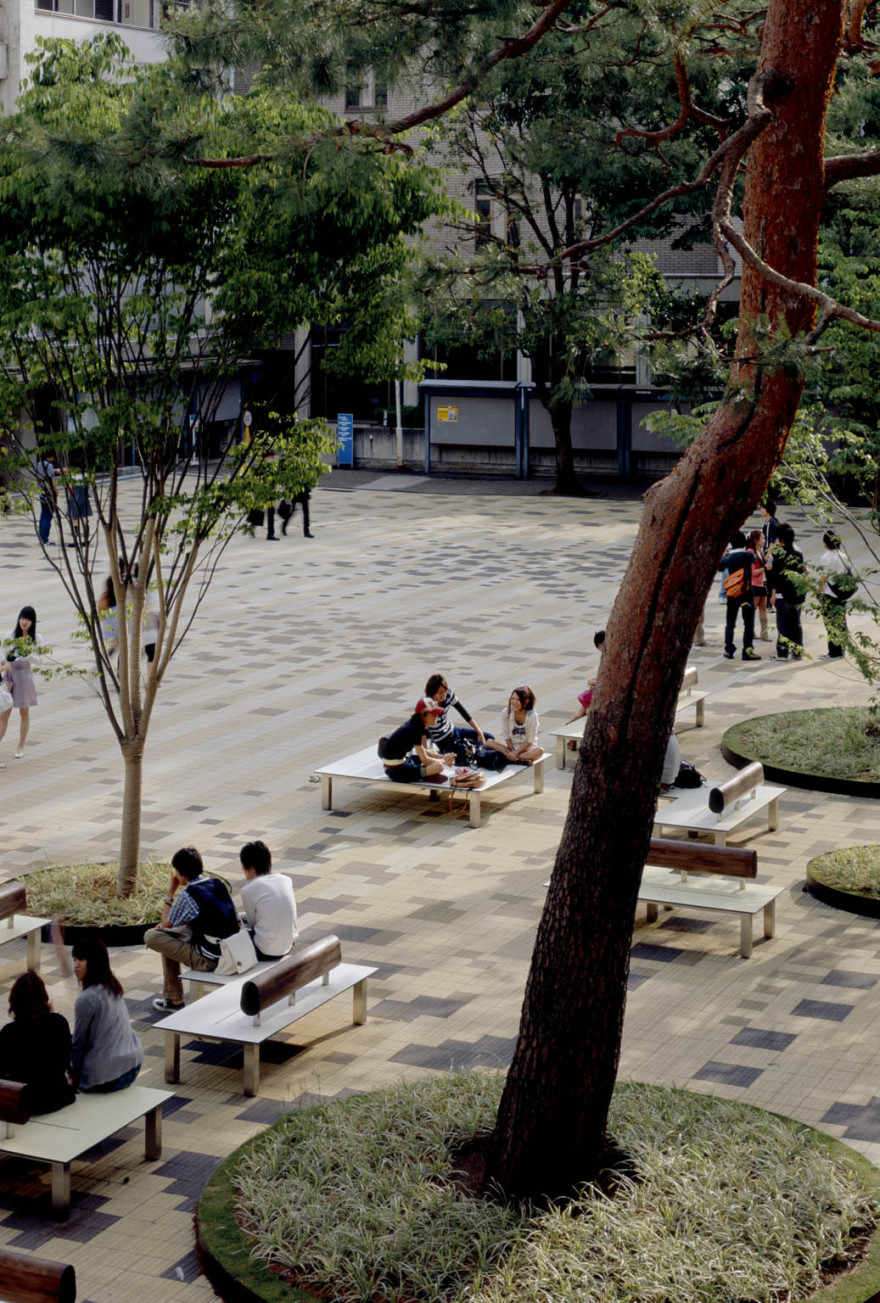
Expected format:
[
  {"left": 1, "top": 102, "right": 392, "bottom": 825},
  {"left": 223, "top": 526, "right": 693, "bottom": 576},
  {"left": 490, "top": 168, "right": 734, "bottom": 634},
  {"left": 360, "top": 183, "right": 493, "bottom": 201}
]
[
  {"left": 145, "top": 846, "right": 240, "bottom": 1010},
  {"left": 720, "top": 531, "right": 762, "bottom": 661}
]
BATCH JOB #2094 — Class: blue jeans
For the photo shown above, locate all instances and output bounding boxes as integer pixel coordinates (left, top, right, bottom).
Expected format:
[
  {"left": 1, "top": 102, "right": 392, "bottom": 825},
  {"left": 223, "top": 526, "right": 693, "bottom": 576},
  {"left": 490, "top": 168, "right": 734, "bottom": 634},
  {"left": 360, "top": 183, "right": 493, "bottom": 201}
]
[
  {"left": 724, "top": 597, "right": 755, "bottom": 657},
  {"left": 38, "top": 499, "right": 53, "bottom": 543},
  {"left": 82, "top": 1063, "right": 141, "bottom": 1094},
  {"left": 437, "top": 726, "right": 494, "bottom": 762}
]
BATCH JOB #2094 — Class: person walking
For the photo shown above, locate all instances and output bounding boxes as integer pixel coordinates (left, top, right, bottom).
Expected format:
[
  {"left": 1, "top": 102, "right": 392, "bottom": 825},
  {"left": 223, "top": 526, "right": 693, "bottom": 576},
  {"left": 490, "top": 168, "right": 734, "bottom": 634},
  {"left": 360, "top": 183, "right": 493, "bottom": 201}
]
[
  {"left": 35, "top": 455, "right": 57, "bottom": 546},
  {"left": 818, "top": 531, "right": 857, "bottom": 659},
  {"left": 281, "top": 490, "right": 314, "bottom": 538},
  {"left": 0, "top": 605, "right": 45, "bottom": 762}
]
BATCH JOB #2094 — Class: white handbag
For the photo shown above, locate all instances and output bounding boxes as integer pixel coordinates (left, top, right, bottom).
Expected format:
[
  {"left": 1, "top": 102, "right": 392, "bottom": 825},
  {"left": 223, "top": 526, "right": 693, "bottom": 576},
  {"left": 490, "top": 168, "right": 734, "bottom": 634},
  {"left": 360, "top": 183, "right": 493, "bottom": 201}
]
[
  {"left": 0, "top": 682, "right": 12, "bottom": 714},
  {"left": 215, "top": 927, "right": 258, "bottom": 975}
]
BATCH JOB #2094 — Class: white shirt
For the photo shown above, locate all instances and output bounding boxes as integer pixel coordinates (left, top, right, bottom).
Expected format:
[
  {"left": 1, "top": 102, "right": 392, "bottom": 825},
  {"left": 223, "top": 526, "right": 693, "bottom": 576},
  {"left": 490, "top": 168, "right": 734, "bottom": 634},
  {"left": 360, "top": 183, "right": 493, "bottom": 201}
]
[{"left": 240, "top": 873, "right": 298, "bottom": 958}]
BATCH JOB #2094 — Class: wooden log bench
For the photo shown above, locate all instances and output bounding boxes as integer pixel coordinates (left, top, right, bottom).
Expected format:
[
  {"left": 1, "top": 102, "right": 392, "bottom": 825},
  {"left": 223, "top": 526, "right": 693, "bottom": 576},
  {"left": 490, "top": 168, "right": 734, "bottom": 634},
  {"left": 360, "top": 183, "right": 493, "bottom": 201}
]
[
  {"left": 550, "top": 667, "right": 708, "bottom": 770},
  {"left": 0, "top": 1246, "right": 76, "bottom": 1303},
  {"left": 157, "top": 935, "right": 377, "bottom": 1097},
  {"left": 314, "top": 745, "right": 549, "bottom": 828},
  {"left": 0, "top": 884, "right": 49, "bottom": 974},
  {"left": 653, "top": 762, "right": 784, "bottom": 846},
  {"left": 0, "top": 1080, "right": 173, "bottom": 1219},
  {"left": 639, "top": 838, "right": 782, "bottom": 958}
]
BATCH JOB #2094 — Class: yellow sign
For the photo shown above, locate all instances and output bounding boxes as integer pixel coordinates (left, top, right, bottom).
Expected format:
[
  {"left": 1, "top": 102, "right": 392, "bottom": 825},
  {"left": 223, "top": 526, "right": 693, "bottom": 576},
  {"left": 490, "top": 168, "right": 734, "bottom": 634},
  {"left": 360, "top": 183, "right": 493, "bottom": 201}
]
[{"left": 437, "top": 405, "right": 459, "bottom": 423}]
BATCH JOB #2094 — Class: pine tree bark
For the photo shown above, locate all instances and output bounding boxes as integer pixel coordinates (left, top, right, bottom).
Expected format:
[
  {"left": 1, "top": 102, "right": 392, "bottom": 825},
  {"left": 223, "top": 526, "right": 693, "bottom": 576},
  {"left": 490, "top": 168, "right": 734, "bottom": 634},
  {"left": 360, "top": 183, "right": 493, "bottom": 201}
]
[{"left": 486, "top": 0, "right": 847, "bottom": 1200}]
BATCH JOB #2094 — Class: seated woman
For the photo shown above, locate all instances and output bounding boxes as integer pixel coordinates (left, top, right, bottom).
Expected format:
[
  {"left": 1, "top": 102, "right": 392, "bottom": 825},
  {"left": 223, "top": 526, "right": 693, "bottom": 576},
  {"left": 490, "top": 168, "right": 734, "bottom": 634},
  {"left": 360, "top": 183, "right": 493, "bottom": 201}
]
[
  {"left": 487, "top": 686, "right": 542, "bottom": 766},
  {"left": 0, "top": 971, "right": 75, "bottom": 1114},
  {"left": 381, "top": 697, "right": 450, "bottom": 783},
  {"left": 71, "top": 938, "right": 143, "bottom": 1093}
]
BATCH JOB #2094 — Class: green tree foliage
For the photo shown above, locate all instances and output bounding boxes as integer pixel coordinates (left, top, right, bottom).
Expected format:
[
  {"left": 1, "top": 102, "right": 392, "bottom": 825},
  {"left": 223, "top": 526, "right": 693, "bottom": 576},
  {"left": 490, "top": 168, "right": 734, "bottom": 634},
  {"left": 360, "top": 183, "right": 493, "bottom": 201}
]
[{"left": 0, "top": 34, "right": 446, "bottom": 892}]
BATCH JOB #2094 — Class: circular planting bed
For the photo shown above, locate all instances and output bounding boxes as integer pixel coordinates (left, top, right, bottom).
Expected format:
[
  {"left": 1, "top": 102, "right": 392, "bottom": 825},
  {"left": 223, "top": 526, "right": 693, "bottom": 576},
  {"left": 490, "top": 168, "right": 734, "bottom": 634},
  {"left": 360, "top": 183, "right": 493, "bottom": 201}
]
[
  {"left": 25, "top": 860, "right": 170, "bottom": 946},
  {"left": 723, "top": 707, "right": 880, "bottom": 796},
  {"left": 807, "top": 845, "right": 880, "bottom": 919},
  {"left": 197, "top": 1071, "right": 880, "bottom": 1303}
]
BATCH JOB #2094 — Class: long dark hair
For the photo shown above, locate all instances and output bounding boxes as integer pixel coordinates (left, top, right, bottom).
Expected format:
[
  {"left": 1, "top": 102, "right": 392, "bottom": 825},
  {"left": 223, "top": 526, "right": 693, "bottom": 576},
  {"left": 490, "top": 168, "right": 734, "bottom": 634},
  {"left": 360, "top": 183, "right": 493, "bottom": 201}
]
[
  {"left": 71, "top": 938, "right": 124, "bottom": 998},
  {"left": 9, "top": 970, "right": 52, "bottom": 1020},
  {"left": 13, "top": 606, "right": 37, "bottom": 641}
]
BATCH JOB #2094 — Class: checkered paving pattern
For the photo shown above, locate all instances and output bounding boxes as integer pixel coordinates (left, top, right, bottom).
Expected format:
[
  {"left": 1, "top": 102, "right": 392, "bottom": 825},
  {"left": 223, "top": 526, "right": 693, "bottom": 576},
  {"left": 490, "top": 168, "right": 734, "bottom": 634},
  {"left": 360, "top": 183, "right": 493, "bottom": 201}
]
[{"left": 1, "top": 473, "right": 880, "bottom": 1300}]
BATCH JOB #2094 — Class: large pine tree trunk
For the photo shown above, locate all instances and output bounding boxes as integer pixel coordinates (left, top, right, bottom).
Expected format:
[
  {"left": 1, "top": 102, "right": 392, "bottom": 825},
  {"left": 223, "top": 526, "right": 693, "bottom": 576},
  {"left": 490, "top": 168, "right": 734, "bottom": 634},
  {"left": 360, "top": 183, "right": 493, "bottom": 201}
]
[{"left": 487, "top": 0, "right": 846, "bottom": 1200}]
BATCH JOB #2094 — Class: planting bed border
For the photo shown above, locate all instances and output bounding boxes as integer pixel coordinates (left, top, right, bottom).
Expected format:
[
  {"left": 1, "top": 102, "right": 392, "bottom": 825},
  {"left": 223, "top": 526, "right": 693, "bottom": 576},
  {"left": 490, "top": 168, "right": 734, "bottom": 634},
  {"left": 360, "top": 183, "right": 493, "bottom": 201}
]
[
  {"left": 722, "top": 711, "right": 880, "bottom": 798},
  {"left": 195, "top": 1091, "right": 880, "bottom": 1303},
  {"left": 806, "top": 851, "right": 880, "bottom": 920}
]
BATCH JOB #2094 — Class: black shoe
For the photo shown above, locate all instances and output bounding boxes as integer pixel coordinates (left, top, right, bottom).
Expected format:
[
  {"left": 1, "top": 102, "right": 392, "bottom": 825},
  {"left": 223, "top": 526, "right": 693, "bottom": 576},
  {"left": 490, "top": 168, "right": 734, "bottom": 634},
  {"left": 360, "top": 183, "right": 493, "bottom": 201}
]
[
  {"left": 742, "top": 648, "right": 762, "bottom": 661},
  {"left": 266, "top": 536, "right": 279, "bottom": 542},
  {"left": 723, "top": 651, "right": 734, "bottom": 660},
  {"left": 152, "top": 996, "right": 185, "bottom": 1012},
  {"left": 304, "top": 531, "right": 315, "bottom": 538}
]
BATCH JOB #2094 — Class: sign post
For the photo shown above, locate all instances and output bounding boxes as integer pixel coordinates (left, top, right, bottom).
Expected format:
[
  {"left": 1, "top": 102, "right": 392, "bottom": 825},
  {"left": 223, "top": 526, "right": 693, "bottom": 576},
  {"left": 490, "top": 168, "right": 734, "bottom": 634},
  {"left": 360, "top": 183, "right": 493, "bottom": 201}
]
[{"left": 336, "top": 413, "right": 354, "bottom": 467}]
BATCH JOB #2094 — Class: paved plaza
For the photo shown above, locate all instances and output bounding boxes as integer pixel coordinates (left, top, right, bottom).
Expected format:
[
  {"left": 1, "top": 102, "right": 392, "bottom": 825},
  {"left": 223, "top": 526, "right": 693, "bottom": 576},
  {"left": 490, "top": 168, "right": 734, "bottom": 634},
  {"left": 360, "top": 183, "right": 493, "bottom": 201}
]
[{"left": 2, "top": 473, "right": 880, "bottom": 1301}]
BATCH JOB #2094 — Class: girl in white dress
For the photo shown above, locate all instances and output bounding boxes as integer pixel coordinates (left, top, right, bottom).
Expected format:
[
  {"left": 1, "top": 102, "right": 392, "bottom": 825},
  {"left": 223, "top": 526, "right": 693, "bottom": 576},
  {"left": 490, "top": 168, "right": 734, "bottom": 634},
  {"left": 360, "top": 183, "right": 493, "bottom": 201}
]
[{"left": 0, "top": 606, "right": 44, "bottom": 762}]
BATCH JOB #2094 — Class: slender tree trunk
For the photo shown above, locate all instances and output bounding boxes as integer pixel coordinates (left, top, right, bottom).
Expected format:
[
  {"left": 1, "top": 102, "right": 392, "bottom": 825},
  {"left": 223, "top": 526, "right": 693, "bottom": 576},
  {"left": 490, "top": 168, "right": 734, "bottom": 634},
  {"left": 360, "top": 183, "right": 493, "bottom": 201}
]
[
  {"left": 487, "top": 0, "right": 845, "bottom": 1200},
  {"left": 548, "top": 398, "right": 583, "bottom": 496},
  {"left": 117, "top": 739, "right": 144, "bottom": 897}
]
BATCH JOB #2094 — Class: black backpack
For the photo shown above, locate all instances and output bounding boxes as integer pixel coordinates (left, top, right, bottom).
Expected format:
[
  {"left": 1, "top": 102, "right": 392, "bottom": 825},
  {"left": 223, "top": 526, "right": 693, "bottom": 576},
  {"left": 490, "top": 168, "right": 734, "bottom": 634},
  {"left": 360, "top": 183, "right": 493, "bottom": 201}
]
[{"left": 673, "top": 762, "right": 705, "bottom": 789}]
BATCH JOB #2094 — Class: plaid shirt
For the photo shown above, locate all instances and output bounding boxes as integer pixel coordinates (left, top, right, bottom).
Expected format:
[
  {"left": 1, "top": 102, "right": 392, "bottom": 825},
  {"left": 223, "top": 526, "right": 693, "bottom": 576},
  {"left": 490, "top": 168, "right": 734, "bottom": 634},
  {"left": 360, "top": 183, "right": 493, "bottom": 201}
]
[{"left": 168, "top": 878, "right": 210, "bottom": 929}]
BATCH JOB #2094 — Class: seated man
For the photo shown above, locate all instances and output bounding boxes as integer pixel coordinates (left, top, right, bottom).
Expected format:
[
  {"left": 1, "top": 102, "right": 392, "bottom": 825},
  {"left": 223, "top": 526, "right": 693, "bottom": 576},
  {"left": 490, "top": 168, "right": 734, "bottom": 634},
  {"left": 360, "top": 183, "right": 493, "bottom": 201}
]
[
  {"left": 381, "top": 697, "right": 451, "bottom": 783},
  {"left": 145, "top": 846, "right": 240, "bottom": 1011},
  {"left": 239, "top": 840, "right": 298, "bottom": 962}
]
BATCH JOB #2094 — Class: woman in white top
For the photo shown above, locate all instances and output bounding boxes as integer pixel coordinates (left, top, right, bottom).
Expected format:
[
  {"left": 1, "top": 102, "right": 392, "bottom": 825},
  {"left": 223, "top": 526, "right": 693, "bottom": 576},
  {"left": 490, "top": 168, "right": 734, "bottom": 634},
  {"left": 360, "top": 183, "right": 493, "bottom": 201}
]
[
  {"left": 0, "top": 606, "right": 45, "bottom": 763},
  {"left": 818, "top": 531, "right": 856, "bottom": 659},
  {"left": 486, "top": 686, "right": 542, "bottom": 766}
]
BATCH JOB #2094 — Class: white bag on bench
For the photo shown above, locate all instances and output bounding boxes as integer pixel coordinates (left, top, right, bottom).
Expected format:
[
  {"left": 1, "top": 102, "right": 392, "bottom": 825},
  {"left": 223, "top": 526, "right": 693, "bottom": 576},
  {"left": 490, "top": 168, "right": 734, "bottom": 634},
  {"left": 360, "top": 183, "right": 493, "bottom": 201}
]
[{"left": 214, "top": 928, "right": 258, "bottom": 975}]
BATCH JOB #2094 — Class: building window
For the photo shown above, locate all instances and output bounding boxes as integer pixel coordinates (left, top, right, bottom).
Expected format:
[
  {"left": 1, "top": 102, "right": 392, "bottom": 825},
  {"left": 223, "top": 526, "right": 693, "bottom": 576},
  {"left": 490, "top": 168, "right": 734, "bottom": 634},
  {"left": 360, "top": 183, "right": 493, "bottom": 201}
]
[
  {"left": 35, "top": 0, "right": 174, "bottom": 28},
  {"left": 475, "top": 181, "right": 494, "bottom": 252}
]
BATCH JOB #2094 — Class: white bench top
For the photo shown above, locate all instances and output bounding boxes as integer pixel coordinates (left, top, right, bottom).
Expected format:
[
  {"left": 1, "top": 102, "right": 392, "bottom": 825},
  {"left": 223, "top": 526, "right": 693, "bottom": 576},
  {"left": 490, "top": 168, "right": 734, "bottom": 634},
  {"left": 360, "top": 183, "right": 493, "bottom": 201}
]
[
  {"left": 0, "top": 1086, "right": 173, "bottom": 1165},
  {"left": 156, "top": 961, "right": 377, "bottom": 1046},
  {"left": 549, "top": 690, "right": 708, "bottom": 745},
  {"left": 315, "top": 744, "right": 547, "bottom": 792},
  {"left": 640, "top": 864, "right": 783, "bottom": 915},
  {"left": 0, "top": 913, "right": 50, "bottom": 943},
  {"left": 181, "top": 960, "right": 282, "bottom": 991},
  {"left": 654, "top": 781, "right": 784, "bottom": 835}
]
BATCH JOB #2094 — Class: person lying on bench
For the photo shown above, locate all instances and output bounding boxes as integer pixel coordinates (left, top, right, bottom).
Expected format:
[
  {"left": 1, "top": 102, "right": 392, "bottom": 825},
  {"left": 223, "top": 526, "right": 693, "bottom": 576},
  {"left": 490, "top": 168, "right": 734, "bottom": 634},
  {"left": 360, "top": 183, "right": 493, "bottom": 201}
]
[
  {"left": 145, "top": 846, "right": 240, "bottom": 1011},
  {"left": 239, "top": 840, "right": 299, "bottom": 962},
  {"left": 423, "top": 674, "right": 492, "bottom": 762},
  {"left": 381, "top": 697, "right": 451, "bottom": 784}
]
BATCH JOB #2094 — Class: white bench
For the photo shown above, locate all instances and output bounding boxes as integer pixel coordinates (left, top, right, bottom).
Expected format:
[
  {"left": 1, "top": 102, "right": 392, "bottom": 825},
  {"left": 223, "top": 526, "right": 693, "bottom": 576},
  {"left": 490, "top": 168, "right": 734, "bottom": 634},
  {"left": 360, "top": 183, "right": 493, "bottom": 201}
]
[
  {"left": 653, "top": 762, "right": 784, "bottom": 846},
  {"left": 315, "top": 745, "right": 549, "bottom": 828},
  {"left": 550, "top": 667, "right": 708, "bottom": 770},
  {"left": 0, "top": 884, "right": 49, "bottom": 973},
  {"left": 181, "top": 959, "right": 282, "bottom": 1001},
  {"left": 0, "top": 1082, "right": 173, "bottom": 1219},
  {"left": 639, "top": 840, "right": 782, "bottom": 958},
  {"left": 158, "top": 936, "right": 377, "bottom": 1096}
]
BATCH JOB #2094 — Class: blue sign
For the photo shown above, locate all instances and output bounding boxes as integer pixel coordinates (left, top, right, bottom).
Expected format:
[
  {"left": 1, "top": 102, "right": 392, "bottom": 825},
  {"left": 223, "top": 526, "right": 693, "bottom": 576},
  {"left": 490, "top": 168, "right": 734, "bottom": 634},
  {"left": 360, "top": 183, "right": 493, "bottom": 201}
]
[{"left": 336, "top": 413, "right": 354, "bottom": 467}]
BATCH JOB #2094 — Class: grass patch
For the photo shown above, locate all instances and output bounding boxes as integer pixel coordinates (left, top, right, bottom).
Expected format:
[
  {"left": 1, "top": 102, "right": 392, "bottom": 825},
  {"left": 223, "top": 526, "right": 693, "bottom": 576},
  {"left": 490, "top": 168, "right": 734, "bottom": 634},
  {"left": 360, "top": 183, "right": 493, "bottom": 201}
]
[
  {"left": 809, "top": 845, "right": 880, "bottom": 899},
  {"left": 214, "top": 1071, "right": 879, "bottom": 1303},
  {"left": 23, "top": 860, "right": 172, "bottom": 927},
  {"left": 725, "top": 707, "right": 880, "bottom": 782}
]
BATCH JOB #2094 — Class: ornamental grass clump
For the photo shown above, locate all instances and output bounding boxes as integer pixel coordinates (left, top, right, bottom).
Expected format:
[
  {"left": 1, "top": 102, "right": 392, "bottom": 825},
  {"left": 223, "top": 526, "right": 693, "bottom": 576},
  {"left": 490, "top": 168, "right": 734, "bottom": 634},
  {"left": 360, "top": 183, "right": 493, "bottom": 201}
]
[
  {"left": 232, "top": 1072, "right": 876, "bottom": 1303},
  {"left": 729, "top": 707, "right": 880, "bottom": 781},
  {"left": 23, "top": 860, "right": 171, "bottom": 927},
  {"left": 809, "top": 845, "right": 880, "bottom": 898}
]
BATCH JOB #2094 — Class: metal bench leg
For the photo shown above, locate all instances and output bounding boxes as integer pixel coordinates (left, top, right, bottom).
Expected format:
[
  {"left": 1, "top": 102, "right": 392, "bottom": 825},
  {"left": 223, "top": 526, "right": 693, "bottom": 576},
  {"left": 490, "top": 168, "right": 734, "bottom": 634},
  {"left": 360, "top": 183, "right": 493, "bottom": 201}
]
[
  {"left": 714, "top": 831, "right": 727, "bottom": 847},
  {"left": 556, "top": 737, "right": 566, "bottom": 769},
  {"left": 26, "top": 929, "right": 40, "bottom": 972},
  {"left": 695, "top": 699, "right": 705, "bottom": 727},
  {"left": 145, "top": 1105, "right": 162, "bottom": 1161},
  {"left": 763, "top": 899, "right": 776, "bottom": 940},
  {"left": 468, "top": 792, "right": 481, "bottom": 828},
  {"left": 243, "top": 1045, "right": 260, "bottom": 1097},
  {"left": 51, "top": 1163, "right": 71, "bottom": 1220},
  {"left": 165, "top": 1032, "right": 180, "bottom": 1084},
  {"left": 429, "top": 789, "right": 439, "bottom": 802},
  {"left": 740, "top": 914, "right": 753, "bottom": 959},
  {"left": 533, "top": 763, "right": 544, "bottom": 794},
  {"left": 645, "top": 902, "right": 659, "bottom": 923},
  {"left": 321, "top": 774, "right": 332, "bottom": 811},
  {"left": 768, "top": 798, "right": 779, "bottom": 832},
  {"left": 353, "top": 978, "right": 368, "bottom": 1025}
]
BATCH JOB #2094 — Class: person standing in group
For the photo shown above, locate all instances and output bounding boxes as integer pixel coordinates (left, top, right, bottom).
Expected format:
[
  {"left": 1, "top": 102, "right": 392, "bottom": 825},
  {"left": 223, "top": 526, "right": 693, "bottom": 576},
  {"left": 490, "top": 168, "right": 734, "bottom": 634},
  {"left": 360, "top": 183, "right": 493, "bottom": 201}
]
[
  {"left": 720, "top": 533, "right": 762, "bottom": 661},
  {"left": 35, "top": 455, "right": 57, "bottom": 546},
  {"left": 762, "top": 497, "right": 780, "bottom": 549},
  {"left": 818, "top": 531, "right": 857, "bottom": 659},
  {"left": 0, "top": 605, "right": 45, "bottom": 763},
  {"left": 281, "top": 490, "right": 314, "bottom": 539},
  {"left": 746, "top": 529, "right": 772, "bottom": 641},
  {"left": 70, "top": 939, "right": 143, "bottom": 1093},
  {"left": 767, "top": 522, "right": 807, "bottom": 660},
  {"left": 0, "top": 971, "right": 75, "bottom": 1114},
  {"left": 239, "top": 841, "right": 298, "bottom": 961}
]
